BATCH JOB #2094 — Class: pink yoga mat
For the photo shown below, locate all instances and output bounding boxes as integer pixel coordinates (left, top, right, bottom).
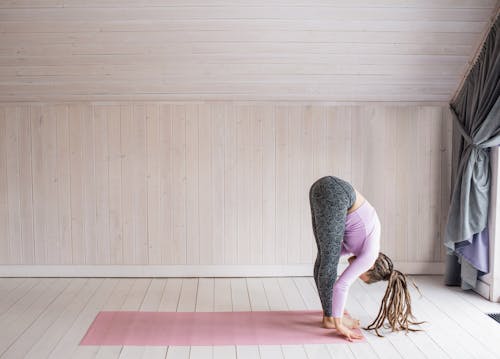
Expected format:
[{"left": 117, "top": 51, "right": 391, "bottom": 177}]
[{"left": 80, "top": 310, "right": 365, "bottom": 346}]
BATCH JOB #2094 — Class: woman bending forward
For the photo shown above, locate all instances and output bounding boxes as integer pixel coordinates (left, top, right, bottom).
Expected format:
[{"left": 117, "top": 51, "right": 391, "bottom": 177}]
[{"left": 309, "top": 176, "right": 422, "bottom": 341}]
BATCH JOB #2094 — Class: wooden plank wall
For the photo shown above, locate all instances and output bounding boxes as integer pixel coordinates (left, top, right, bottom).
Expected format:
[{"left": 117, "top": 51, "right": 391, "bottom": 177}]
[{"left": 0, "top": 103, "right": 452, "bottom": 267}]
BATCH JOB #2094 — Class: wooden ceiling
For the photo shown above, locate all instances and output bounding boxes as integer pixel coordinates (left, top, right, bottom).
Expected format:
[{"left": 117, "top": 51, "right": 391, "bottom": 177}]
[{"left": 0, "top": 0, "right": 497, "bottom": 102}]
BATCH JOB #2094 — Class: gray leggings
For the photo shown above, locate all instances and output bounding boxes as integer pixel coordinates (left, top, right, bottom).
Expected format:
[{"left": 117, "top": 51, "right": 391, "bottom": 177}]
[{"left": 309, "top": 176, "right": 356, "bottom": 317}]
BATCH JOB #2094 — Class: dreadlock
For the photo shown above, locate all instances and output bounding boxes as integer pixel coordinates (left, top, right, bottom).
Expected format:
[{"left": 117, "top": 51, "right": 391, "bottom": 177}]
[{"left": 363, "top": 252, "right": 426, "bottom": 337}]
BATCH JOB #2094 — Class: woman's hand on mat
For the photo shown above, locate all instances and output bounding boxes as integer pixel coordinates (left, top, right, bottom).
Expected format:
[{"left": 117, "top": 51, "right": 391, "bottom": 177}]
[
  {"left": 335, "top": 323, "right": 363, "bottom": 342},
  {"left": 342, "top": 315, "right": 360, "bottom": 329}
]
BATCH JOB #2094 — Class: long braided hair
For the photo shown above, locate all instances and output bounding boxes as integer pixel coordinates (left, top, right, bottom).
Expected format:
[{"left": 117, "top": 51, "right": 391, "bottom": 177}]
[{"left": 363, "top": 252, "right": 425, "bottom": 337}]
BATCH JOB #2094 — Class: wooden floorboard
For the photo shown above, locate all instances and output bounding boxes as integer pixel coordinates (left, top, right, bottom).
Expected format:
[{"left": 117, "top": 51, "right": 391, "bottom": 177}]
[{"left": 0, "top": 275, "right": 497, "bottom": 359}]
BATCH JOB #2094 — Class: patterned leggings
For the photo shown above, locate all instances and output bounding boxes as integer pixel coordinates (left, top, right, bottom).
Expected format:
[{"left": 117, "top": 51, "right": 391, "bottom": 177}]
[{"left": 309, "top": 176, "right": 356, "bottom": 317}]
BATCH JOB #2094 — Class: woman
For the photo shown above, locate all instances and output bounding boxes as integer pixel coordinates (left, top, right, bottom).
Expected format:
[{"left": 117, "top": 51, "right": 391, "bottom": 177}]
[{"left": 309, "top": 175, "right": 422, "bottom": 341}]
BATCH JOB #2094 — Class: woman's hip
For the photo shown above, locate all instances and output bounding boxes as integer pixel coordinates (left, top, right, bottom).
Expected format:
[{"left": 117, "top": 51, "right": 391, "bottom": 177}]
[{"left": 309, "top": 176, "right": 355, "bottom": 208}]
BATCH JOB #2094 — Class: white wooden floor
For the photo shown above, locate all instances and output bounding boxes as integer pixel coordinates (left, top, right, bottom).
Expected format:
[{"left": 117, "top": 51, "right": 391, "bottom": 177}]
[{"left": 0, "top": 275, "right": 499, "bottom": 359}]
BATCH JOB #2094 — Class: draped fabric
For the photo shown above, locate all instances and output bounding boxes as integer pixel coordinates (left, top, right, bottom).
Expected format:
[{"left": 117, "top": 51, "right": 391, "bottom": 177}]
[{"left": 444, "top": 14, "right": 500, "bottom": 289}]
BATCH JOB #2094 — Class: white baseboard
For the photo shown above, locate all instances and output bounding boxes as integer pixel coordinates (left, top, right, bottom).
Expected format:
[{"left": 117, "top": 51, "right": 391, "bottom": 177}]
[
  {"left": 476, "top": 277, "right": 491, "bottom": 300},
  {"left": 0, "top": 262, "right": 444, "bottom": 277},
  {"left": 476, "top": 277, "right": 500, "bottom": 302}
]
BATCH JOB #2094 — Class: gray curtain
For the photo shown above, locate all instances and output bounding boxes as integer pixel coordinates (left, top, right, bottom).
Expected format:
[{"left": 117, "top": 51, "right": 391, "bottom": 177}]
[{"left": 444, "top": 13, "right": 500, "bottom": 289}]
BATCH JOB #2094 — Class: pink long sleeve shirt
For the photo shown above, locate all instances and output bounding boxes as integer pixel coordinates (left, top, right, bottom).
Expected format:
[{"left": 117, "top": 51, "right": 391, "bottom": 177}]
[{"left": 332, "top": 199, "right": 381, "bottom": 318}]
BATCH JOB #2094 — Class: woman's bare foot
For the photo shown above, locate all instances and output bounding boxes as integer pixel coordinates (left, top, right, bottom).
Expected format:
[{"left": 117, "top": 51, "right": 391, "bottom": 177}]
[{"left": 322, "top": 316, "right": 337, "bottom": 329}]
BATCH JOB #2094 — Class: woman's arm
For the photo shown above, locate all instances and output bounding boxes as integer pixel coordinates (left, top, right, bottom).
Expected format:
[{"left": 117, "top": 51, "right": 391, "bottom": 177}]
[
  {"left": 328, "top": 250, "right": 377, "bottom": 341},
  {"left": 331, "top": 241, "right": 379, "bottom": 318}
]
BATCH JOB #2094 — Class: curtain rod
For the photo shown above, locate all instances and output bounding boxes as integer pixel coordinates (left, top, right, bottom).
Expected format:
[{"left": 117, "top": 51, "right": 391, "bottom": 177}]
[{"left": 450, "top": 3, "right": 499, "bottom": 104}]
